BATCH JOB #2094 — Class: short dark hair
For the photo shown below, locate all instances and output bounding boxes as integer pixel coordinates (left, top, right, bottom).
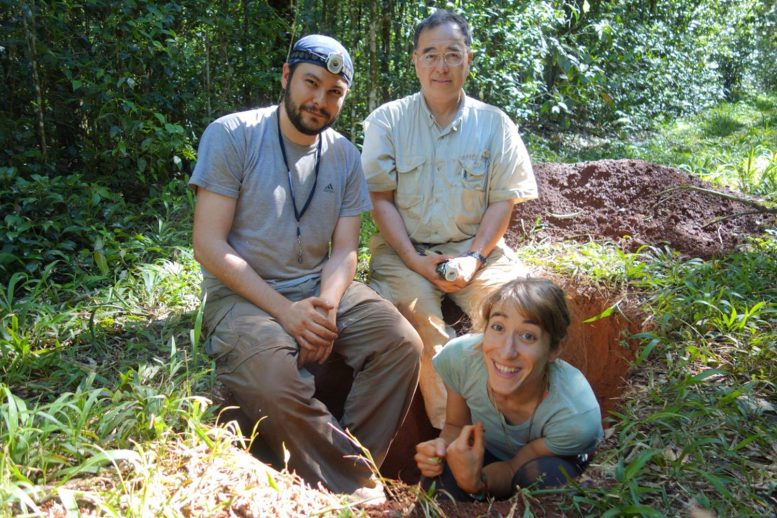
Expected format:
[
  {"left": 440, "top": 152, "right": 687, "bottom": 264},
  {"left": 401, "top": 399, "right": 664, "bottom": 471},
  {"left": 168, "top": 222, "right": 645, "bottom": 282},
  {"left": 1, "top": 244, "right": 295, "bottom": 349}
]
[
  {"left": 413, "top": 9, "right": 472, "bottom": 50},
  {"left": 475, "top": 277, "right": 571, "bottom": 351}
]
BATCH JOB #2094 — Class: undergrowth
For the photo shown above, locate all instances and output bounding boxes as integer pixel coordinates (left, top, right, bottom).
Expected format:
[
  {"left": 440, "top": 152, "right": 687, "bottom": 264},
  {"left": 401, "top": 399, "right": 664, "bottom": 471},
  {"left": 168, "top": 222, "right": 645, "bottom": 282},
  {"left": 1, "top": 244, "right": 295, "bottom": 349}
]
[{"left": 1, "top": 94, "right": 775, "bottom": 516}]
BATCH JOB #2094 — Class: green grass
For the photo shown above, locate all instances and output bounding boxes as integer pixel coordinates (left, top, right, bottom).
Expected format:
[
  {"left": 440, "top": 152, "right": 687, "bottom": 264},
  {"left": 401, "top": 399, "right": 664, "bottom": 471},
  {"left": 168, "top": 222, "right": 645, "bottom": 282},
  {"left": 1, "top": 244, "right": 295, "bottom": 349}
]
[{"left": 1, "top": 93, "right": 775, "bottom": 516}]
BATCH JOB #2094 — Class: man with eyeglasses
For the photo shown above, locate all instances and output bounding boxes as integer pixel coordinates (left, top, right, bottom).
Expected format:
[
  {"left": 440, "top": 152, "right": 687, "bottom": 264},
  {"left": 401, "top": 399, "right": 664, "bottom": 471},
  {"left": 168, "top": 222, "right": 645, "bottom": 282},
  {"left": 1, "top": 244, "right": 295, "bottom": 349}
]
[
  {"left": 190, "top": 34, "right": 421, "bottom": 501},
  {"left": 361, "top": 10, "right": 538, "bottom": 429}
]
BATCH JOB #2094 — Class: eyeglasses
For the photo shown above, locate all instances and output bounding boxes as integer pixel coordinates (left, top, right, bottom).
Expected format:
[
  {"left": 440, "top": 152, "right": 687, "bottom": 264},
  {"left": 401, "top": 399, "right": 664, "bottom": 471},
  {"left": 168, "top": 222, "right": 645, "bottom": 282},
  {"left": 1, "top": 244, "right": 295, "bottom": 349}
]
[{"left": 417, "top": 51, "right": 466, "bottom": 68}]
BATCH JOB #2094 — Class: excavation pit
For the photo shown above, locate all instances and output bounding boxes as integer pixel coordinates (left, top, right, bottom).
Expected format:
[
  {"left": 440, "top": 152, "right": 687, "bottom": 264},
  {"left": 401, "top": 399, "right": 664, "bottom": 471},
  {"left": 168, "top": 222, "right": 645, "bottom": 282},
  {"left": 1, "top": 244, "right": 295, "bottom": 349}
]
[{"left": 380, "top": 279, "right": 641, "bottom": 483}]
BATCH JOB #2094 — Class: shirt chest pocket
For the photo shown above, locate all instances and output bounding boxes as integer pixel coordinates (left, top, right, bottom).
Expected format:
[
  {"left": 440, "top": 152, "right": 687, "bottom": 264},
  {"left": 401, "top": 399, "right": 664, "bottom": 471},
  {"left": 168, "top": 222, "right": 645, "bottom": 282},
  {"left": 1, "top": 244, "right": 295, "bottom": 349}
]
[
  {"left": 456, "top": 152, "right": 490, "bottom": 192},
  {"left": 395, "top": 155, "right": 426, "bottom": 198}
]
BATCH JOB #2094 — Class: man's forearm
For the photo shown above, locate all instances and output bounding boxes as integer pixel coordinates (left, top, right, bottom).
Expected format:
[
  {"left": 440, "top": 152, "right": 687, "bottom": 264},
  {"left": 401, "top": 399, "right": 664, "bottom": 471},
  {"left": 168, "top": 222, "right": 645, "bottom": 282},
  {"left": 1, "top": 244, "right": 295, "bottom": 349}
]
[
  {"left": 319, "top": 248, "right": 357, "bottom": 308},
  {"left": 195, "top": 239, "right": 291, "bottom": 318},
  {"left": 469, "top": 199, "right": 516, "bottom": 257},
  {"left": 371, "top": 193, "right": 419, "bottom": 267}
]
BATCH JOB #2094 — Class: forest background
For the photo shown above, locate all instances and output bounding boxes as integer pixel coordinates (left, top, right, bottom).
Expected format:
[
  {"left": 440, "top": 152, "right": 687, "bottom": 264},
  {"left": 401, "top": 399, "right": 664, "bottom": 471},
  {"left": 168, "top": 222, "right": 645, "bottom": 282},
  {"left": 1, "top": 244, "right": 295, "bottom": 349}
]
[{"left": 1, "top": 0, "right": 775, "bottom": 516}]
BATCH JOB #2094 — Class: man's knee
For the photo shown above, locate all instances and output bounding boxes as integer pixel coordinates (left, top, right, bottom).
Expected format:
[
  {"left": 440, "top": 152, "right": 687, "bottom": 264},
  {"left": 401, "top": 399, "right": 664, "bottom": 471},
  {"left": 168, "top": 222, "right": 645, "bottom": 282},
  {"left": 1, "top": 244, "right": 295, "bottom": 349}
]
[
  {"left": 369, "top": 302, "right": 423, "bottom": 370},
  {"left": 392, "top": 311, "right": 424, "bottom": 357}
]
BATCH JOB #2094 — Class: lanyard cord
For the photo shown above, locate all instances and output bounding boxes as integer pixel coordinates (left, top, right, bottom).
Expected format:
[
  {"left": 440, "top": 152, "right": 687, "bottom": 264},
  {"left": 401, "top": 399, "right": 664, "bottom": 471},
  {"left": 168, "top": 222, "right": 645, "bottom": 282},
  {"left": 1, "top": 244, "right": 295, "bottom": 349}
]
[{"left": 277, "top": 107, "right": 322, "bottom": 223}]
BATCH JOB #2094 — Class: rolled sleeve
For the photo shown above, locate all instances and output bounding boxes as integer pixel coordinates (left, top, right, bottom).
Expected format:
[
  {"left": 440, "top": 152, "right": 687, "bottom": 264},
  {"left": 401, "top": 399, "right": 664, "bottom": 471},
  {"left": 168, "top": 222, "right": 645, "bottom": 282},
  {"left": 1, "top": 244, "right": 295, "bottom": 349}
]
[
  {"left": 487, "top": 115, "right": 538, "bottom": 204},
  {"left": 361, "top": 116, "right": 398, "bottom": 193}
]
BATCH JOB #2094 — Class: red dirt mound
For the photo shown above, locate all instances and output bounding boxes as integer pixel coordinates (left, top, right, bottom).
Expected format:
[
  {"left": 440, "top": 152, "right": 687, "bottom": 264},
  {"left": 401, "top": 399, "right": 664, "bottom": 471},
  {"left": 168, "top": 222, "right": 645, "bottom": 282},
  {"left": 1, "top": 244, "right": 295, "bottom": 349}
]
[{"left": 506, "top": 159, "right": 775, "bottom": 258}]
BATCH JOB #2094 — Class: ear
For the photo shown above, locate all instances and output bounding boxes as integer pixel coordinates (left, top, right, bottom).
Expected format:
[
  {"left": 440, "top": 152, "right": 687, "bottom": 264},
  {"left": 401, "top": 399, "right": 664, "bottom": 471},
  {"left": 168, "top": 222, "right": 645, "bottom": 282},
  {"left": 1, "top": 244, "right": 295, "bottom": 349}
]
[
  {"left": 281, "top": 62, "right": 290, "bottom": 90},
  {"left": 548, "top": 347, "right": 561, "bottom": 363}
]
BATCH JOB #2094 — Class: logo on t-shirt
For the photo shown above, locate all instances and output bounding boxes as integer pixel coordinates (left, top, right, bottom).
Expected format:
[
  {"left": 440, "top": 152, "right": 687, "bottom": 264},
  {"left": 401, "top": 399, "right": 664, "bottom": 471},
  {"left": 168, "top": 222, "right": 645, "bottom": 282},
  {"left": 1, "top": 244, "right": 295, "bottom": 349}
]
[{"left": 323, "top": 183, "right": 335, "bottom": 193}]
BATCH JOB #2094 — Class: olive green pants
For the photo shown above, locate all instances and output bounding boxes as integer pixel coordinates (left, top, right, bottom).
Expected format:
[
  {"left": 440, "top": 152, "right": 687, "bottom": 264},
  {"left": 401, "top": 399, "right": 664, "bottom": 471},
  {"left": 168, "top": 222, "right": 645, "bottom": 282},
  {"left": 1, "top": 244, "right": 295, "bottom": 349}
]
[{"left": 204, "top": 279, "right": 422, "bottom": 493}]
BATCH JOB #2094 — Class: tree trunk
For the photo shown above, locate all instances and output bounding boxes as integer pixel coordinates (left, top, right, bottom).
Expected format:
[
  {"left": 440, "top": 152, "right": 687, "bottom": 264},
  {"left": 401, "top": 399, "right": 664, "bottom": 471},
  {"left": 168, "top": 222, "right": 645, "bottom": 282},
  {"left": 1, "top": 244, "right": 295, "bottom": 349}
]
[{"left": 21, "top": 2, "right": 48, "bottom": 164}]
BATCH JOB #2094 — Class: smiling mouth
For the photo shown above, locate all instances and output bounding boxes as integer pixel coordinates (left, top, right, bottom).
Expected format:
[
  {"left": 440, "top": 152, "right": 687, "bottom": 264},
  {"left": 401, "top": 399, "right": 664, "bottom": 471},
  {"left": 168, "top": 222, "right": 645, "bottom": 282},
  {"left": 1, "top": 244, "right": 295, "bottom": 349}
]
[
  {"left": 303, "top": 107, "right": 329, "bottom": 119},
  {"left": 493, "top": 360, "right": 521, "bottom": 376}
]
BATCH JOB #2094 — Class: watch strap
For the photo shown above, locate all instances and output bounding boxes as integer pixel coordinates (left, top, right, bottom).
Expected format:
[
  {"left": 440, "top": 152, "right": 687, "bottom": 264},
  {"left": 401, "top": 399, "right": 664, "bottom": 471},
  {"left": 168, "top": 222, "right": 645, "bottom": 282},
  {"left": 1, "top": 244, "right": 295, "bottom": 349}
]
[{"left": 463, "top": 250, "right": 488, "bottom": 266}]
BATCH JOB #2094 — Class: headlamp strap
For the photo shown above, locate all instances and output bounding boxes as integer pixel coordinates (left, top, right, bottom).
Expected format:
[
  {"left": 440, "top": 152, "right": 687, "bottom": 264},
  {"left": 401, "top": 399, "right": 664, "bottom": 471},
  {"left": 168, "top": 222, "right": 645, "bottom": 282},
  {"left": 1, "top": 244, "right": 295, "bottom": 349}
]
[{"left": 289, "top": 49, "right": 345, "bottom": 76}]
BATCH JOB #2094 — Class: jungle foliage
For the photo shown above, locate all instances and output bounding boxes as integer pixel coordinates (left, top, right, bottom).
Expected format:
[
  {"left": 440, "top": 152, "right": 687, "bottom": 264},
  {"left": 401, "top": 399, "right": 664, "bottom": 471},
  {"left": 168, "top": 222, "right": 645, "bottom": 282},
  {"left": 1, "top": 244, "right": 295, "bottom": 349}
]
[
  {"left": 1, "top": 0, "right": 775, "bottom": 202},
  {"left": 1, "top": 1, "right": 776, "bottom": 514}
]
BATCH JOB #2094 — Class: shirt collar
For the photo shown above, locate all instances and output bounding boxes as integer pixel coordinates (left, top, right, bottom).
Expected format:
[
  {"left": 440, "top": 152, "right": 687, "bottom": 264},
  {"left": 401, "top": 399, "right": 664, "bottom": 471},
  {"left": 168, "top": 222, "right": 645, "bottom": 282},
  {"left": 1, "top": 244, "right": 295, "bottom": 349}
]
[{"left": 418, "top": 91, "right": 468, "bottom": 133}]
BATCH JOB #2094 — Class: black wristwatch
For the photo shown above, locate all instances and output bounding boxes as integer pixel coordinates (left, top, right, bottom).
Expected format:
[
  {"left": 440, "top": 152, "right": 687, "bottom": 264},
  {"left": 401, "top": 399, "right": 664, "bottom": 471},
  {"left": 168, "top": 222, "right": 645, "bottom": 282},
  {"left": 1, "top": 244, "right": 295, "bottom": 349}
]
[
  {"left": 463, "top": 250, "right": 488, "bottom": 267},
  {"left": 467, "top": 472, "right": 489, "bottom": 501}
]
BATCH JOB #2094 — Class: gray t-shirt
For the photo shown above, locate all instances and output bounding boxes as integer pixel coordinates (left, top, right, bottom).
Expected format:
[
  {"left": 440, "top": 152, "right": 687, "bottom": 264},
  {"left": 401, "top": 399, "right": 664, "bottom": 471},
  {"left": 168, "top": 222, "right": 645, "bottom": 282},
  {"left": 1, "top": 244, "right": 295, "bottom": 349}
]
[
  {"left": 433, "top": 333, "right": 603, "bottom": 460},
  {"left": 189, "top": 106, "right": 371, "bottom": 302}
]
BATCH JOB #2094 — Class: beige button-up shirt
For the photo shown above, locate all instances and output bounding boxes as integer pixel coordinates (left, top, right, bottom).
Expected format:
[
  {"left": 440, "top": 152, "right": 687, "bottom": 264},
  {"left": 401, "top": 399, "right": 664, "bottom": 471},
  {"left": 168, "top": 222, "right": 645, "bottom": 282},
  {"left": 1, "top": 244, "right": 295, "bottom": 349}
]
[{"left": 362, "top": 92, "right": 537, "bottom": 244}]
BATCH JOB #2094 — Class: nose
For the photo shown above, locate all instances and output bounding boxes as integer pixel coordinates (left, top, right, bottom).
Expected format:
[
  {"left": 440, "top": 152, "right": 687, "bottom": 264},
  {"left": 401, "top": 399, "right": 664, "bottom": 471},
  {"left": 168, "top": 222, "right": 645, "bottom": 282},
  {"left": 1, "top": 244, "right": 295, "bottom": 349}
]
[
  {"left": 434, "top": 57, "right": 449, "bottom": 72},
  {"left": 501, "top": 334, "right": 519, "bottom": 358},
  {"left": 312, "top": 87, "right": 325, "bottom": 106}
]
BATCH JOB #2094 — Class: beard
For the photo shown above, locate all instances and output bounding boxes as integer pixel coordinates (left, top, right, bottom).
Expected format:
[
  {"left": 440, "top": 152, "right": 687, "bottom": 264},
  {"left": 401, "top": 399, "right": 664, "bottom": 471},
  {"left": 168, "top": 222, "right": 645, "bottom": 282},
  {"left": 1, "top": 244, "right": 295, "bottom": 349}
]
[{"left": 283, "top": 90, "right": 339, "bottom": 136}]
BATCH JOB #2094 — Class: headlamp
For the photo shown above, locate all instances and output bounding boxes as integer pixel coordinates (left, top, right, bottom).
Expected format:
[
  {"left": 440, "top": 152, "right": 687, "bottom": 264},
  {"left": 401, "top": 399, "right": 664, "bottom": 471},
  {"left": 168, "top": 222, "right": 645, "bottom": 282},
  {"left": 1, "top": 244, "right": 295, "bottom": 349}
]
[
  {"left": 325, "top": 51, "right": 344, "bottom": 75},
  {"left": 287, "top": 48, "right": 353, "bottom": 85}
]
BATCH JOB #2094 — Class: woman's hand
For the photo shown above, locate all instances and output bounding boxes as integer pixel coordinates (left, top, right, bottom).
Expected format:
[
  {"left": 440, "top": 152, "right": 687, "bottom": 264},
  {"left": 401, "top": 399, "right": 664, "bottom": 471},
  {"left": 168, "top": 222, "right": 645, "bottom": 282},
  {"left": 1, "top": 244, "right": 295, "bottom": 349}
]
[
  {"left": 415, "top": 438, "right": 448, "bottom": 477},
  {"left": 446, "top": 423, "right": 486, "bottom": 494}
]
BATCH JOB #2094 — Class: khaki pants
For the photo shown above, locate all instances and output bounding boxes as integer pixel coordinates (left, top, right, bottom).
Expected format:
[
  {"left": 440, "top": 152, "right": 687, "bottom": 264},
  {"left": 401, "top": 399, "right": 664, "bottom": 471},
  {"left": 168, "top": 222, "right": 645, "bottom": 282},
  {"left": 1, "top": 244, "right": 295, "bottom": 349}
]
[
  {"left": 203, "top": 279, "right": 421, "bottom": 493},
  {"left": 369, "top": 236, "right": 529, "bottom": 429}
]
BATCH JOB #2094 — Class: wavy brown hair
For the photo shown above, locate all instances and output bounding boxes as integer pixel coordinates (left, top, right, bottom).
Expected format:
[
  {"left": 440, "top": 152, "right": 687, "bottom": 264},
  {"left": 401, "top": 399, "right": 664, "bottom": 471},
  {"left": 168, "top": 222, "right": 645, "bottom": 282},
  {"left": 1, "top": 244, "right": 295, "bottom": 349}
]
[{"left": 474, "top": 277, "right": 571, "bottom": 351}]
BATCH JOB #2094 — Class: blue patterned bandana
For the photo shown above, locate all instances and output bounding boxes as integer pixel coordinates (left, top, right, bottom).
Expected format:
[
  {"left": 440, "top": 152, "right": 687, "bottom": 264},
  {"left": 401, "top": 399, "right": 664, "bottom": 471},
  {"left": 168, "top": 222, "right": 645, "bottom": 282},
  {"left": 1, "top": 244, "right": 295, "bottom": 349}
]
[{"left": 288, "top": 34, "right": 353, "bottom": 86}]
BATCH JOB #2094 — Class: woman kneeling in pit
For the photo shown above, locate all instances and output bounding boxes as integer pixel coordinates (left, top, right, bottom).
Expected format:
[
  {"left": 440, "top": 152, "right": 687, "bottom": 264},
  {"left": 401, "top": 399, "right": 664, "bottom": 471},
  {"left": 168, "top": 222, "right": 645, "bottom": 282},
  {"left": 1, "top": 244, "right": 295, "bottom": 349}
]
[{"left": 415, "top": 277, "right": 603, "bottom": 501}]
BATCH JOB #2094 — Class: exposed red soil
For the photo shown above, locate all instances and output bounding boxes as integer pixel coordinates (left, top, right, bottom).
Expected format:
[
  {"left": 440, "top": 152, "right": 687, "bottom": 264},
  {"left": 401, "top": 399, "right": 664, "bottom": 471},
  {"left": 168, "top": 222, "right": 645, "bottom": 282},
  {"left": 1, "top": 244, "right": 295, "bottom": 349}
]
[{"left": 507, "top": 159, "right": 774, "bottom": 259}]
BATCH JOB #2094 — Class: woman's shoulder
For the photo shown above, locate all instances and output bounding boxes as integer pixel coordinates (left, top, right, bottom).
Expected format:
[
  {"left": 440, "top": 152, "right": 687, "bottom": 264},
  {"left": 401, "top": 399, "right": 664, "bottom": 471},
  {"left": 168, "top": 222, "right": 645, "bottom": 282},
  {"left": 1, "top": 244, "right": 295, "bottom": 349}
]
[
  {"left": 437, "top": 333, "right": 483, "bottom": 356},
  {"left": 548, "top": 359, "right": 600, "bottom": 412},
  {"left": 433, "top": 333, "right": 483, "bottom": 370}
]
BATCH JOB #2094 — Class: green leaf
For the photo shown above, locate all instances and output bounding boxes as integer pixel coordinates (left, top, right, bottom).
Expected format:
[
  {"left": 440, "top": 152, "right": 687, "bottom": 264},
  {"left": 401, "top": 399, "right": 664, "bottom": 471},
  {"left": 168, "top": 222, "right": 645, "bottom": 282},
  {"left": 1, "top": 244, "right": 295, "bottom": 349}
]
[
  {"left": 266, "top": 470, "right": 280, "bottom": 492},
  {"left": 93, "top": 250, "right": 109, "bottom": 276},
  {"left": 623, "top": 449, "right": 659, "bottom": 482},
  {"left": 690, "top": 369, "right": 725, "bottom": 383},
  {"left": 583, "top": 301, "right": 620, "bottom": 323}
]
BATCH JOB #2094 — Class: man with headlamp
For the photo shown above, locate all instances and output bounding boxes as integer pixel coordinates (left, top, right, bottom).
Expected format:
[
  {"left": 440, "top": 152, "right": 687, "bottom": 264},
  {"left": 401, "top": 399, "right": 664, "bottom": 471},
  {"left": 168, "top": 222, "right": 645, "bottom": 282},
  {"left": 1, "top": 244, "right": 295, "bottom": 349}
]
[
  {"left": 190, "top": 34, "right": 421, "bottom": 501},
  {"left": 361, "top": 10, "right": 538, "bottom": 430}
]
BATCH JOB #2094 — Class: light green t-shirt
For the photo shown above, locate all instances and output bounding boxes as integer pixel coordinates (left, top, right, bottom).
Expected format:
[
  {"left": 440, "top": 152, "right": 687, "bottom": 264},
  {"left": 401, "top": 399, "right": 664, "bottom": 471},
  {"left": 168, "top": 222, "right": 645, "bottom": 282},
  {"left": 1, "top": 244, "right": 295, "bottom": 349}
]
[{"left": 433, "top": 333, "right": 603, "bottom": 460}]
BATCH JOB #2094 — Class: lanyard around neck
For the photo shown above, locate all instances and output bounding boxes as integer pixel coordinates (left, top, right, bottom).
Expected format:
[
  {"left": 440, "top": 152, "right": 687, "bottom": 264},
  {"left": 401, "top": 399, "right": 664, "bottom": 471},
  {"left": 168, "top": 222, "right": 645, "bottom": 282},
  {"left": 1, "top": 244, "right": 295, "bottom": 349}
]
[{"left": 277, "top": 107, "right": 322, "bottom": 223}]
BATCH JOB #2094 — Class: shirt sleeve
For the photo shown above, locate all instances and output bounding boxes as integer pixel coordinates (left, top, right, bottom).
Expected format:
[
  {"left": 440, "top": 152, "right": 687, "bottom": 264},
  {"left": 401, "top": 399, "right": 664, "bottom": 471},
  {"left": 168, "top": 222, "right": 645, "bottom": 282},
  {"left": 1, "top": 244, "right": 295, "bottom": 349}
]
[
  {"left": 361, "top": 111, "right": 398, "bottom": 193},
  {"left": 487, "top": 113, "right": 538, "bottom": 204},
  {"left": 189, "top": 119, "right": 245, "bottom": 198},
  {"left": 340, "top": 141, "right": 372, "bottom": 217}
]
